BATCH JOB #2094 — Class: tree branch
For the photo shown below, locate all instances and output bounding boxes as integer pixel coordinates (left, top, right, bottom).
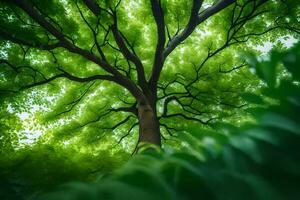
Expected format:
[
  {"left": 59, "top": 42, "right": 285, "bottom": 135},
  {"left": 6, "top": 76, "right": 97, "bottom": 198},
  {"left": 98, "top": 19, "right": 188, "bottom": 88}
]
[
  {"left": 148, "top": 0, "right": 166, "bottom": 91},
  {"left": 20, "top": 69, "right": 115, "bottom": 90},
  {"left": 10, "top": 0, "right": 143, "bottom": 99},
  {"left": 162, "top": 113, "right": 213, "bottom": 125},
  {"left": 117, "top": 122, "right": 138, "bottom": 144},
  {"left": 102, "top": 115, "right": 132, "bottom": 130},
  {"left": 0, "top": 28, "right": 61, "bottom": 50},
  {"left": 149, "top": 0, "right": 236, "bottom": 93},
  {"left": 163, "top": 0, "right": 235, "bottom": 58},
  {"left": 219, "top": 62, "right": 247, "bottom": 73},
  {"left": 82, "top": 0, "right": 102, "bottom": 16},
  {"left": 111, "top": 12, "right": 148, "bottom": 92},
  {"left": 55, "top": 82, "right": 95, "bottom": 116}
]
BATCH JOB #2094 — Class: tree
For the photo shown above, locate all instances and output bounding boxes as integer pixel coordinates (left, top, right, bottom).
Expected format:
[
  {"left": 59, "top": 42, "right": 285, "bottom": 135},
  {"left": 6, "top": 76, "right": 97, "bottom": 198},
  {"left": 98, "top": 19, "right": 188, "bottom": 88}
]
[
  {"left": 0, "top": 0, "right": 299, "bottom": 151},
  {"left": 37, "top": 42, "right": 300, "bottom": 200}
]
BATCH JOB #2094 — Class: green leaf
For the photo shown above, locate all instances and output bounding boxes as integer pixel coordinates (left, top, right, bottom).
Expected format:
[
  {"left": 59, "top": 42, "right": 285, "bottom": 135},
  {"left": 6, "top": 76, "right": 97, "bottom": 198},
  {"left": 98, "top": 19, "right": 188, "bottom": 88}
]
[{"left": 261, "top": 112, "right": 300, "bottom": 135}]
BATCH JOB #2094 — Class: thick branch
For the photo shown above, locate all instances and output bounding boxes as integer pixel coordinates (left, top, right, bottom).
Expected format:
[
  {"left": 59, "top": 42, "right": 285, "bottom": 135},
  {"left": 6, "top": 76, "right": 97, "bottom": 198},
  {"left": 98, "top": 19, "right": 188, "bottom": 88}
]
[
  {"left": 163, "top": 0, "right": 235, "bottom": 58},
  {"left": 10, "top": 0, "right": 143, "bottom": 99},
  {"left": 82, "top": 0, "right": 101, "bottom": 15},
  {"left": 111, "top": 13, "right": 148, "bottom": 92},
  {"left": 1, "top": 59, "right": 115, "bottom": 90},
  {"left": 109, "top": 104, "right": 138, "bottom": 116},
  {"left": 149, "top": 0, "right": 235, "bottom": 93},
  {"left": 148, "top": 0, "right": 166, "bottom": 91}
]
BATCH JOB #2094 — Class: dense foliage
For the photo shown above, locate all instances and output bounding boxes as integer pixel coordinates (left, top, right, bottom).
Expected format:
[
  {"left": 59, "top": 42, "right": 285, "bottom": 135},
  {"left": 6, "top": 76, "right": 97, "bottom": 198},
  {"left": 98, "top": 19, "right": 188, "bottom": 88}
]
[
  {"left": 35, "top": 42, "right": 300, "bottom": 200},
  {"left": 1, "top": 38, "right": 300, "bottom": 200},
  {"left": 0, "top": 0, "right": 299, "bottom": 149},
  {"left": 0, "top": 0, "right": 300, "bottom": 200}
]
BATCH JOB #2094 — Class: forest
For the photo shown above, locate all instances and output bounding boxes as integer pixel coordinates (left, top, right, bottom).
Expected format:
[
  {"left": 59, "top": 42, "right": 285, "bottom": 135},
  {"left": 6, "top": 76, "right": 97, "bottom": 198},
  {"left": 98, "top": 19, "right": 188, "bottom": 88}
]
[{"left": 0, "top": 0, "right": 299, "bottom": 199}]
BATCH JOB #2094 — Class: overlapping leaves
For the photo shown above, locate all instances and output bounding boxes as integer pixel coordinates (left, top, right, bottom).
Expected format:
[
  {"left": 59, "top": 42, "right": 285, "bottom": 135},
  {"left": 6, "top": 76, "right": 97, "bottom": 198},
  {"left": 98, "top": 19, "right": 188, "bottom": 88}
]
[{"left": 35, "top": 43, "right": 300, "bottom": 200}]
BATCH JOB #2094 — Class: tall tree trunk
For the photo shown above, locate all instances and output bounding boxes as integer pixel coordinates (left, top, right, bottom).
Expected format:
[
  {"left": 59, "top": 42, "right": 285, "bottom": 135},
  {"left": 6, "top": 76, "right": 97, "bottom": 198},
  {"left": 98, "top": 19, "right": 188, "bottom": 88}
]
[{"left": 137, "top": 98, "right": 161, "bottom": 149}]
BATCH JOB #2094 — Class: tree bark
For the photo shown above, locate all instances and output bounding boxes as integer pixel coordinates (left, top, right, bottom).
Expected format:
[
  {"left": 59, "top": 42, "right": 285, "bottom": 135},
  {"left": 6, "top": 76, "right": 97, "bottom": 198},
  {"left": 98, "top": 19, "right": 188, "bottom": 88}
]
[{"left": 137, "top": 98, "right": 161, "bottom": 149}]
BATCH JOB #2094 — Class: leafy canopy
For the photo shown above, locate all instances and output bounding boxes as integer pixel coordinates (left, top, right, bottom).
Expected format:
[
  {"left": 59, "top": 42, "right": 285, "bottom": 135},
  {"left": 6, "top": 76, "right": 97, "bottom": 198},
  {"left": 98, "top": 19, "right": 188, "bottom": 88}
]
[
  {"left": 0, "top": 0, "right": 298, "bottom": 151},
  {"left": 0, "top": 1, "right": 299, "bottom": 199}
]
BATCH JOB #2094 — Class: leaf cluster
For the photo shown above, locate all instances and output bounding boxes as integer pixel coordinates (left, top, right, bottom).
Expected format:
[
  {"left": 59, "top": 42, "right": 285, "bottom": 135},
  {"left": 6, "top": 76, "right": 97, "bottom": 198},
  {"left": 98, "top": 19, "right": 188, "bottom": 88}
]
[{"left": 29, "top": 42, "right": 300, "bottom": 200}]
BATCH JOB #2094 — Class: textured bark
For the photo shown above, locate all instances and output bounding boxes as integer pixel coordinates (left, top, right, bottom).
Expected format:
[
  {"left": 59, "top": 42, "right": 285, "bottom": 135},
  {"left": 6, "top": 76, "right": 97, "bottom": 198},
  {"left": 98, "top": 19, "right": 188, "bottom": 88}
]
[{"left": 137, "top": 98, "right": 161, "bottom": 148}]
